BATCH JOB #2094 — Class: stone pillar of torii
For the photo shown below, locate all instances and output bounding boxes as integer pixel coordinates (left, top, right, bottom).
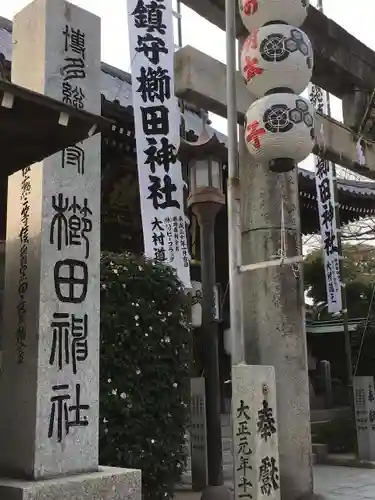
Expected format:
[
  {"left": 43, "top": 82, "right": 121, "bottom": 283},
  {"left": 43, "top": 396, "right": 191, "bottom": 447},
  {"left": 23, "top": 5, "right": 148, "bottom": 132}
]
[{"left": 229, "top": 1, "right": 317, "bottom": 499}]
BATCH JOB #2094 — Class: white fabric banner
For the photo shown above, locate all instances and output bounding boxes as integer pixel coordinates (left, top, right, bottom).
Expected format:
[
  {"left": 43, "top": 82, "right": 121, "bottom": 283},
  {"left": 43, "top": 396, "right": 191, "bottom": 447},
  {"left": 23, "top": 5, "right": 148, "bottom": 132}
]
[
  {"left": 127, "top": 0, "right": 190, "bottom": 287},
  {"left": 309, "top": 83, "right": 342, "bottom": 313}
]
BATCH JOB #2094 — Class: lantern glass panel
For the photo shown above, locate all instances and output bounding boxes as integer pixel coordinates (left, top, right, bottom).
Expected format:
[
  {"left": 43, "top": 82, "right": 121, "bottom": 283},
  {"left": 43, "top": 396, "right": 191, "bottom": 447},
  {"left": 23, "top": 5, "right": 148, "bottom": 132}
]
[
  {"left": 211, "top": 159, "right": 222, "bottom": 190},
  {"left": 194, "top": 159, "right": 210, "bottom": 188}
]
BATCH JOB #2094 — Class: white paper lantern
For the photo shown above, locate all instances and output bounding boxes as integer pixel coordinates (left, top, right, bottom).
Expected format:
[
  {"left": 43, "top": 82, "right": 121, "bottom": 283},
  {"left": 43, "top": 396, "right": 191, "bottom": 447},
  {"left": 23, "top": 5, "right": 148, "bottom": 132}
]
[
  {"left": 244, "top": 92, "right": 315, "bottom": 171},
  {"left": 241, "top": 24, "right": 313, "bottom": 97},
  {"left": 239, "top": 0, "right": 309, "bottom": 32}
]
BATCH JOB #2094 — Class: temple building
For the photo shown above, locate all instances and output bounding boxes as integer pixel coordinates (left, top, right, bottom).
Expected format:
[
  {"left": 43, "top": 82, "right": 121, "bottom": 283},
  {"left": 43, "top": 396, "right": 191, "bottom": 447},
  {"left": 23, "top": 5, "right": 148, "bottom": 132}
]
[{"left": 1, "top": 15, "right": 375, "bottom": 410}]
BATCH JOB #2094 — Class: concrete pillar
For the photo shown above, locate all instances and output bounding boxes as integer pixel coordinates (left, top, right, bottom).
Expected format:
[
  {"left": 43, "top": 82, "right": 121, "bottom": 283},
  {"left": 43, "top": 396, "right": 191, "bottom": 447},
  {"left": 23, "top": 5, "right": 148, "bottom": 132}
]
[{"left": 239, "top": 135, "right": 313, "bottom": 499}]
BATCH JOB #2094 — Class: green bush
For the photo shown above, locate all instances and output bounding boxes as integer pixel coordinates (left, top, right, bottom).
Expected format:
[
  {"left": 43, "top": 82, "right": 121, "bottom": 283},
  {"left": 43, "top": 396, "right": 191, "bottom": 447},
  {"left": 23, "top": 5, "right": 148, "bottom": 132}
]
[
  {"left": 314, "top": 416, "right": 357, "bottom": 453},
  {"left": 99, "top": 252, "right": 192, "bottom": 500}
]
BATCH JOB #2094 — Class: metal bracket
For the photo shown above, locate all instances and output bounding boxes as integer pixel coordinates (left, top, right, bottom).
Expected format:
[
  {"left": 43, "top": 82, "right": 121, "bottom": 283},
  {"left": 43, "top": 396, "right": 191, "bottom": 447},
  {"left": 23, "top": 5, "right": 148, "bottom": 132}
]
[
  {"left": 238, "top": 255, "right": 303, "bottom": 273},
  {"left": 239, "top": 200, "right": 304, "bottom": 274},
  {"left": 58, "top": 111, "right": 69, "bottom": 126},
  {"left": 1, "top": 91, "right": 14, "bottom": 109}
]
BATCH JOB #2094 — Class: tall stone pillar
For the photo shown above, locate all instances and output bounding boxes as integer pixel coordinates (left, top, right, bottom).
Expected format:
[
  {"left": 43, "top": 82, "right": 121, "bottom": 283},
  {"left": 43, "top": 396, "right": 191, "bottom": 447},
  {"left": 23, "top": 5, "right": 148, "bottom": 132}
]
[
  {"left": 239, "top": 135, "right": 313, "bottom": 499},
  {"left": 0, "top": 0, "right": 140, "bottom": 497}
]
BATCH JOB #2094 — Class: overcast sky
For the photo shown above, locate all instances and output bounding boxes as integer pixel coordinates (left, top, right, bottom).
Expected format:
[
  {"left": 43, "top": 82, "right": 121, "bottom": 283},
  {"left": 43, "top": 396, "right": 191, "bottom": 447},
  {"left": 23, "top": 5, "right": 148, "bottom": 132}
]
[
  {"left": 1, "top": 0, "right": 373, "bottom": 171},
  {"left": 1, "top": 0, "right": 372, "bottom": 119},
  {"left": 1, "top": 0, "right": 373, "bottom": 71}
]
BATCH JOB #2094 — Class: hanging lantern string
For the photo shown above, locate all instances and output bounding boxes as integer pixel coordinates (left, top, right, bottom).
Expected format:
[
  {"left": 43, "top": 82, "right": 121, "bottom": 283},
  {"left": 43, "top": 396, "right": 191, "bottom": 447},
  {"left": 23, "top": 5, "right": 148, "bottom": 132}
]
[
  {"left": 271, "top": 196, "right": 301, "bottom": 279},
  {"left": 271, "top": 198, "right": 286, "bottom": 264},
  {"left": 280, "top": 200, "right": 286, "bottom": 263}
]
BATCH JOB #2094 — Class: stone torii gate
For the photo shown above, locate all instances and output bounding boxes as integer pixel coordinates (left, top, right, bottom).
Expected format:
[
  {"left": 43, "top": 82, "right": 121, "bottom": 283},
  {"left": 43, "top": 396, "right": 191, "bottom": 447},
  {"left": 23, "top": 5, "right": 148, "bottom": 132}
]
[{"left": 174, "top": 5, "right": 375, "bottom": 499}]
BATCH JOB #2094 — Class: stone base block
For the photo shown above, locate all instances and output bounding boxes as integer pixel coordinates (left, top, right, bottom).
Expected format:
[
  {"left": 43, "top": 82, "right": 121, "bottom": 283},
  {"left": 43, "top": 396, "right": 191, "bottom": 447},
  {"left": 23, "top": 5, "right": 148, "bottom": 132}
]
[{"left": 0, "top": 466, "right": 141, "bottom": 500}]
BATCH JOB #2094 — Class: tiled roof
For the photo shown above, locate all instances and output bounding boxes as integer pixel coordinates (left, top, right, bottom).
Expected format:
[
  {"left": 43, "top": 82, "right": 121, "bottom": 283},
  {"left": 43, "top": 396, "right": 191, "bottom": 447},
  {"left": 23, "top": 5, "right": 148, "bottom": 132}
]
[{"left": 0, "top": 17, "right": 225, "bottom": 145}]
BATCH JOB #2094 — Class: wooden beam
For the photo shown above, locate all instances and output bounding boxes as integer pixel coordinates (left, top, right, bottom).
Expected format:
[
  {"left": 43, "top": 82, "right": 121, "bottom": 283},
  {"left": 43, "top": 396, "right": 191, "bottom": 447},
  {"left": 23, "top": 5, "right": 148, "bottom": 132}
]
[
  {"left": 180, "top": 1, "right": 375, "bottom": 97},
  {"left": 174, "top": 46, "right": 375, "bottom": 178}
]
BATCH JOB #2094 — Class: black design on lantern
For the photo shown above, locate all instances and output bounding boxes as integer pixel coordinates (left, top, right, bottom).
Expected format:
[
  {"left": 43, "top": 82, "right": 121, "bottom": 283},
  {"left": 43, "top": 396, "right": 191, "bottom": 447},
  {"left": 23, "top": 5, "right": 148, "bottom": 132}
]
[
  {"left": 260, "top": 34, "right": 288, "bottom": 62},
  {"left": 263, "top": 104, "right": 293, "bottom": 133},
  {"left": 291, "top": 99, "right": 313, "bottom": 128},
  {"left": 290, "top": 29, "right": 308, "bottom": 53},
  {"left": 289, "top": 108, "right": 303, "bottom": 125},
  {"left": 284, "top": 28, "right": 311, "bottom": 66},
  {"left": 303, "top": 113, "right": 313, "bottom": 127}
]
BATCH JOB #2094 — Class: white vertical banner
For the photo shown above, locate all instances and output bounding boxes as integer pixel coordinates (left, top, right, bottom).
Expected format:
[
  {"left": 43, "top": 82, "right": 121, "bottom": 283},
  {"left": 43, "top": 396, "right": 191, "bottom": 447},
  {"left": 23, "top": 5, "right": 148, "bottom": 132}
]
[
  {"left": 309, "top": 83, "right": 342, "bottom": 313},
  {"left": 191, "top": 281, "right": 220, "bottom": 327},
  {"left": 127, "top": 0, "right": 190, "bottom": 287}
]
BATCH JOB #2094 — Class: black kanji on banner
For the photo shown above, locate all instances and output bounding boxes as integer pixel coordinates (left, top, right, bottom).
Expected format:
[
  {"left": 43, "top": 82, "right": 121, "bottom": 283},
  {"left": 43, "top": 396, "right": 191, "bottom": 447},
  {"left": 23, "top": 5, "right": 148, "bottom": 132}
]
[
  {"left": 132, "top": 0, "right": 166, "bottom": 34},
  {"left": 316, "top": 158, "right": 330, "bottom": 180},
  {"left": 151, "top": 217, "right": 163, "bottom": 232},
  {"left": 144, "top": 137, "right": 177, "bottom": 173},
  {"left": 321, "top": 201, "right": 334, "bottom": 229},
  {"left": 136, "top": 33, "right": 168, "bottom": 65},
  {"left": 137, "top": 66, "right": 171, "bottom": 103},
  {"left": 318, "top": 178, "right": 331, "bottom": 204},
  {"left": 141, "top": 106, "right": 169, "bottom": 135},
  {"left": 324, "top": 229, "right": 338, "bottom": 256},
  {"left": 147, "top": 175, "right": 180, "bottom": 210}
]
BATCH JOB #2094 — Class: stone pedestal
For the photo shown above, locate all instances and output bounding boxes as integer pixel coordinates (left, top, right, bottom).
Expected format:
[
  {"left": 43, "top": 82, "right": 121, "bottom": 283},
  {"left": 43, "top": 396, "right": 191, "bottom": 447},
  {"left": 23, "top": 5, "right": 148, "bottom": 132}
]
[
  {"left": 0, "top": 467, "right": 141, "bottom": 500},
  {"left": 240, "top": 141, "right": 313, "bottom": 498},
  {"left": 0, "top": 1, "right": 141, "bottom": 499}
]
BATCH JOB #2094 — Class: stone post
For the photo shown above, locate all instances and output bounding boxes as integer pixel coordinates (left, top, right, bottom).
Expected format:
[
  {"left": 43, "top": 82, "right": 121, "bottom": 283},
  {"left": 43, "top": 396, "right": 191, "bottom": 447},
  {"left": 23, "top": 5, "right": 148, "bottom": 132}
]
[
  {"left": 239, "top": 137, "right": 313, "bottom": 498},
  {"left": 353, "top": 376, "right": 375, "bottom": 462},
  {"left": 319, "top": 360, "right": 333, "bottom": 409},
  {"left": 232, "top": 364, "right": 280, "bottom": 500},
  {"left": 0, "top": 0, "right": 140, "bottom": 497},
  {"left": 190, "top": 377, "right": 208, "bottom": 491}
]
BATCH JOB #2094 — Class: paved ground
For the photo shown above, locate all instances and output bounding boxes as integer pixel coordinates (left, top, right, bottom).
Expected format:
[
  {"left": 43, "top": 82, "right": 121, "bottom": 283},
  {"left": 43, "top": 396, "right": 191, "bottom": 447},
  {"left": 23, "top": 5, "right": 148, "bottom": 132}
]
[
  {"left": 315, "top": 465, "right": 375, "bottom": 499},
  {"left": 175, "top": 465, "right": 375, "bottom": 499}
]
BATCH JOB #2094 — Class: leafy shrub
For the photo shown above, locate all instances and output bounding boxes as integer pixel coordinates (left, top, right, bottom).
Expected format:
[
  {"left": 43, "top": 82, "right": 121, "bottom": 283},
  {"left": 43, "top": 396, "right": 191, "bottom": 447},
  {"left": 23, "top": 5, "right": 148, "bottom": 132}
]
[
  {"left": 314, "top": 416, "right": 357, "bottom": 453},
  {"left": 99, "top": 252, "right": 192, "bottom": 500}
]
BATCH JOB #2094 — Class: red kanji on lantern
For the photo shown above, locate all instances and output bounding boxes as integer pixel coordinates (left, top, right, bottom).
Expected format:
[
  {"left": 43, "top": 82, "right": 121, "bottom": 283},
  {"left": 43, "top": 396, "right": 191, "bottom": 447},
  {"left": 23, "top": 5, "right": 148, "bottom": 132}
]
[
  {"left": 243, "top": 0, "right": 258, "bottom": 15},
  {"left": 243, "top": 56, "right": 263, "bottom": 81},
  {"left": 246, "top": 120, "right": 266, "bottom": 150}
]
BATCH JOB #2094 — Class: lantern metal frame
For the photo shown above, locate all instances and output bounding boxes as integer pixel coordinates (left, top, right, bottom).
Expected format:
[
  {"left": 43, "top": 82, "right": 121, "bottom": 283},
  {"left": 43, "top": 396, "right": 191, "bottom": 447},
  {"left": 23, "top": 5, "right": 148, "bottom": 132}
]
[
  {"left": 180, "top": 127, "right": 227, "bottom": 208},
  {"left": 179, "top": 126, "right": 230, "bottom": 499}
]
